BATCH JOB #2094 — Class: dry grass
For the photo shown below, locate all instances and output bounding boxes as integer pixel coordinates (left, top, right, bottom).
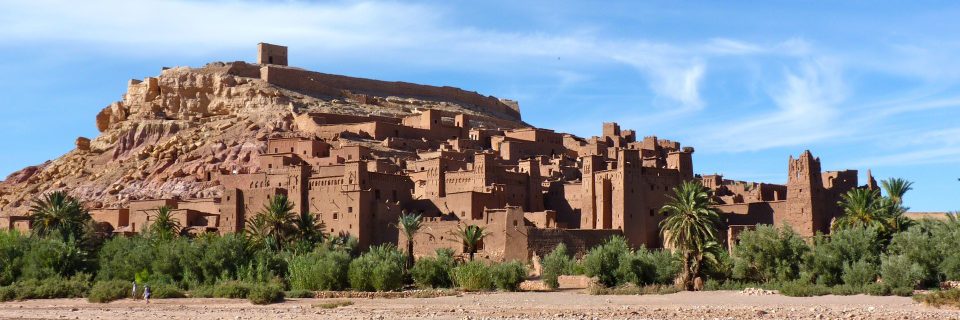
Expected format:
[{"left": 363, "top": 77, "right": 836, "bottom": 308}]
[
  {"left": 313, "top": 300, "right": 354, "bottom": 309},
  {"left": 914, "top": 289, "right": 960, "bottom": 308},
  {"left": 587, "top": 283, "right": 681, "bottom": 295}
]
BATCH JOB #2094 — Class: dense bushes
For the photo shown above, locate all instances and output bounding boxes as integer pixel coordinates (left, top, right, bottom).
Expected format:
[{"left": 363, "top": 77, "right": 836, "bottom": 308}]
[
  {"left": 880, "top": 255, "right": 923, "bottom": 295},
  {"left": 732, "top": 225, "right": 808, "bottom": 283},
  {"left": 490, "top": 261, "right": 526, "bottom": 291},
  {"left": 582, "top": 236, "right": 632, "bottom": 287},
  {"left": 0, "top": 275, "right": 91, "bottom": 301},
  {"left": 804, "top": 228, "right": 883, "bottom": 286},
  {"left": 288, "top": 249, "right": 351, "bottom": 291},
  {"left": 582, "top": 236, "right": 678, "bottom": 288},
  {"left": 247, "top": 284, "right": 284, "bottom": 305},
  {"left": 88, "top": 280, "right": 131, "bottom": 303},
  {"left": 451, "top": 261, "right": 492, "bottom": 291},
  {"left": 411, "top": 249, "right": 455, "bottom": 288},
  {"left": 348, "top": 244, "right": 405, "bottom": 292}
]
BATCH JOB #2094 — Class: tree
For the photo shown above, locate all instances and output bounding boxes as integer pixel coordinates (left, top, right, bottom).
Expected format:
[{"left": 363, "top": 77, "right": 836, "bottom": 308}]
[
  {"left": 246, "top": 194, "right": 295, "bottom": 250},
  {"left": 833, "top": 188, "right": 887, "bottom": 232},
  {"left": 396, "top": 212, "right": 422, "bottom": 269},
  {"left": 147, "top": 206, "right": 181, "bottom": 240},
  {"left": 659, "top": 180, "right": 721, "bottom": 290},
  {"left": 29, "top": 191, "right": 91, "bottom": 242},
  {"left": 453, "top": 224, "right": 486, "bottom": 261},
  {"left": 880, "top": 178, "right": 914, "bottom": 206},
  {"left": 292, "top": 211, "right": 325, "bottom": 245}
]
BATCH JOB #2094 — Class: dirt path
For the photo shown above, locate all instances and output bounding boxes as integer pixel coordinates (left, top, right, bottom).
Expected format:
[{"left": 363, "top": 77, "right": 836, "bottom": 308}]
[{"left": 0, "top": 291, "right": 958, "bottom": 319}]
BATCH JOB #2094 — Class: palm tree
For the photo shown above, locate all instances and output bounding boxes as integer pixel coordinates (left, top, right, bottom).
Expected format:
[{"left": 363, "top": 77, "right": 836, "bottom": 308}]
[
  {"left": 832, "top": 188, "right": 886, "bottom": 231},
  {"left": 659, "top": 180, "right": 721, "bottom": 290},
  {"left": 452, "top": 224, "right": 486, "bottom": 261},
  {"left": 29, "top": 191, "right": 91, "bottom": 242},
  {"left": 880, "top": 178, "right": 914, "bottom": 206},
  {"left": 396, "top": 212, "right": 422, "bottom": 268},
  {"left": 246, "top": 194, "right": 296, "bottom": 250},
  {"left": 148, "top": 205, "right": 181, "bottom": 240},
  {"left": 292, "top": 211, "right": 325, "bottom": 245}
]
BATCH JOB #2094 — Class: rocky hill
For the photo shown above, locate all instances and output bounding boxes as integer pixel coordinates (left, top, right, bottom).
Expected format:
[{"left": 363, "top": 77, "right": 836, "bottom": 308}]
[{"left": 0, "top": 60, "right": 528, "bottom": 216}]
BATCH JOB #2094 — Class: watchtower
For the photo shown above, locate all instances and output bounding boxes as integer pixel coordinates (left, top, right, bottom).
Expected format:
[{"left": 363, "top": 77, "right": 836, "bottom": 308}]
[
  {"left": 257, "top": 43, "right": 288, "bottom": 66},
  {"left": 784, "top": 150, "right": 828, "bottom": 237}
]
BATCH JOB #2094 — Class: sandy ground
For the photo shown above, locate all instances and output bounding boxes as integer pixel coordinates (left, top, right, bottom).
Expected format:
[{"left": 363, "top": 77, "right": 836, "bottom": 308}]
[{"left": 0, "top": 290, "right": 958, "bottom": 320}]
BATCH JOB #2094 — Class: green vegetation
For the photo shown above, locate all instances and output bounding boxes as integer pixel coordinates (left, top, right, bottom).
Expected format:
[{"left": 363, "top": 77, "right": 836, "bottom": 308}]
[
  {"left": 452, "top": 225, "right": 486, "bottom": 261},
  {"left": 659, "top": 181, "right": 721, "bottom": 290},
  {"left": 411, "top": 248, "right": 455, "bottom": 288},
  {"left": 541, "top": 244, "right": 574, "bottom": 289},
  {"left": 88, "top": 280, "right": 131, "bottom": 303},
  {"left": 3, "top": 177, "right": 958, "bottom": 301},
  {"left": 396, "top": 212, "right": 422, "bottom": 269}
]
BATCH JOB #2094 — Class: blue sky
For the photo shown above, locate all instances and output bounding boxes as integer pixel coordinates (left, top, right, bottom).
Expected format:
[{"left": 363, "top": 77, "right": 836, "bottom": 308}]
[{"left": 0, "top": 1, "right": 958, "bottom": 211}]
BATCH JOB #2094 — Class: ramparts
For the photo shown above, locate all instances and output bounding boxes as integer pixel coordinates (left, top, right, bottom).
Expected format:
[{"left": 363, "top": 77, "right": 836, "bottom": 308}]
[{"left": 254, "top": 65, "right": 522, "bottom": 121}]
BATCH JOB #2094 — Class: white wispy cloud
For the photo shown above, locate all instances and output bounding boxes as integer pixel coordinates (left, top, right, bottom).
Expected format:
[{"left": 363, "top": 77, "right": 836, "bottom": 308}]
[{"left": 686, "top": 58, "right": 849, "bottom": 152}]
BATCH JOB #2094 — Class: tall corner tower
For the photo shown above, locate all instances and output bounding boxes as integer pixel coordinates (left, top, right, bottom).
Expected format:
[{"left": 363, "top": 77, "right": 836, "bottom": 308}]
[{"left": 784, "top": 150, "right": 827, "bottom": 237}]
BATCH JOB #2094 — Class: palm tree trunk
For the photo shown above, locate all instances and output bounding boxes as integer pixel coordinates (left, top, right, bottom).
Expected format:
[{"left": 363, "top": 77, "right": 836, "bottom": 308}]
[{"left": 406, "top": 239, "right": 415, "bottom": 269}]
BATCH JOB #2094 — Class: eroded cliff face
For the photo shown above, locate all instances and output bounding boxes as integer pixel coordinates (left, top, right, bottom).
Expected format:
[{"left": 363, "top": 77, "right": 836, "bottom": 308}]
[{"left": 0, "top": 62, "right": 524, "bottom": 215}]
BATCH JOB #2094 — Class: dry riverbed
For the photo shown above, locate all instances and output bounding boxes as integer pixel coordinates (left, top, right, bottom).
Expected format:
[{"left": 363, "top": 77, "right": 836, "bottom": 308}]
[{"left": 0, "top": 290, "right": 958, "bottom": 319}]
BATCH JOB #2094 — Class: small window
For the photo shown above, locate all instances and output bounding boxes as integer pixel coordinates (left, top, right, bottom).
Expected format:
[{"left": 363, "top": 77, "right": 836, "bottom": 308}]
[
  {"left": 513, "top": 220, "right": 518, "bottom": 226},
  {"left": 333, "top": 212, "right": 339, "bottom": 220},
  {"left": 348, "top": 207, "right": 353, "bottom": 213}
]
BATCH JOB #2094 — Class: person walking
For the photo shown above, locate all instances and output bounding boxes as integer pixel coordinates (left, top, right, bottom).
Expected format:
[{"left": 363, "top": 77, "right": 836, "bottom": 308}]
[
  {"left": 131, "top": 281, "right": 138, "bottom": 300},
  {"left": 143, "top": 285, "right": 151, "bottom": 304}
]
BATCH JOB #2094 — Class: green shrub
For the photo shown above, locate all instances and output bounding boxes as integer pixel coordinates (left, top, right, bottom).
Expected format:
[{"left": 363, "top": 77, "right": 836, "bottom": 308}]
[
  {"left": 880, "top": 254, "right": 923, "bottom": 293},
  {"left": 150, "top": 283, "right": 185, "bottom": 299},
  {"left": 10, "top": 275, "right": 90, "bottom": 300},
  {"left": 582, "top": 236, "right": 632, "bottom": 287},
  {"left": 348, "top": 245, "right": 405, "bottom": 292},
  {"left": 188, "top": 285, "right": 214, "bottom": 298},
  {"left": 644, "top": 250, "right": 680, "bottom": 285},
  {"left": 0, "top": 230, "right": 28, "bottom": 286},
  {"left": 732, "top": 225, "right": 809, "bottom": 283},
  {"left": 841, "top": 259, "right": 878, "bottom": 287},
  {"left": 451, "top": 261, "right": 492, "bottom": 291},
  {"left": 284, "top": 289, "right": 315, "bottom": 298},
  {"left": 490, "top": 261, "right": 526, "bottom": 291},
  {"left": 21, "top": 238, "right": 89, "bottom": 281},
  {"left": 88, "top": 280, "right": 131, "bottom": 303},
  {"left": 212, "top": 281, "right": 251, "bottom": 298},
  {"left": 0, "top": 286, "right": 16, "bottom": 302},
  {"left": 865, "top": 283, "right": 891, "bottom": 296},
  {"left": 830, "top": 284, "right": 861, "bottom": 295},
  {"left": 888, "top": 225, "right": 943, "bottom": 287},
  {"left": 289, "top": 250, "right": 351, "bottom": 291},
  {"left": 411, "top": 249, "right": 455, "bottom": 289},
  {"left": 247, "top": 284, "right": 284, "bottom": 305},
  {"left": 779, "top": 280, "right": 830, "bottom": 297},
  {"left": 803, "top": 228, "right": 883, "bottom": 286},
  {"left": 540, "top": 244, "right": 574, "bottom": 289}
]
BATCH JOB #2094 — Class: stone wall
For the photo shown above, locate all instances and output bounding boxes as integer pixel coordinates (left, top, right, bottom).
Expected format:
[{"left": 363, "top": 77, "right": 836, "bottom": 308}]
[
  {"left": 527, "top": 228, "right": 623, "bottom": 258},
  {"left": 257, "top": 66, "right": 521, "bottom": 121}
]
